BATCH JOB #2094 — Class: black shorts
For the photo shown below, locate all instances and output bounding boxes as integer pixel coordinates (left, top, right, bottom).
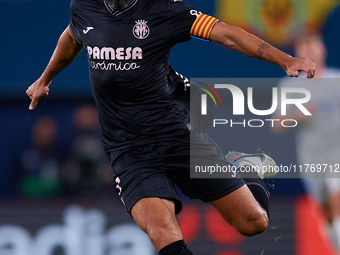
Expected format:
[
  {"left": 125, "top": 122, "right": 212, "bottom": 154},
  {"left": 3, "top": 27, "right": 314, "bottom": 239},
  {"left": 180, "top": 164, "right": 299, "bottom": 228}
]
[{"left": 108, "top": 132, "right": 245, "bottom": 215}]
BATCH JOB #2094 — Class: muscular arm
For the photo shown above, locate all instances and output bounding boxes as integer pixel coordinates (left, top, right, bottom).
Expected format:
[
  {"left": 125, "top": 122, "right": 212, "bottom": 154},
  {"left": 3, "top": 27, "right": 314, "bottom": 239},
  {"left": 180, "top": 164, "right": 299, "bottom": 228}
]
[
  {"left": 26, "top": 26, "right": 83, "bottom": 110},
  {"left": 209, "top": 22, "right": 316, "bottom": 78}
]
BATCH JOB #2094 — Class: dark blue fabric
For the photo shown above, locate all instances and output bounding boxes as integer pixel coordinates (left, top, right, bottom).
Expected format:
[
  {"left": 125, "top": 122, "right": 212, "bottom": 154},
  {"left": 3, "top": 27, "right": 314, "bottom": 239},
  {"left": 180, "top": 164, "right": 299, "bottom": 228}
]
[{"left": 69, "top": 0, "right": 200, "bottom": 152}]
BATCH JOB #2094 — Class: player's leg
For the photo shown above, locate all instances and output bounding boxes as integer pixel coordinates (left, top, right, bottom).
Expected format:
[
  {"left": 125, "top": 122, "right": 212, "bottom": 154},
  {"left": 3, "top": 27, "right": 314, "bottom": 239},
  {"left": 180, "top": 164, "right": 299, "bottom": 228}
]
[
  {"left": 169, "top": 167, "right": 270, "bottom": 236},
  {"left": 304, "top": 177, "right": 340, "bottom": 249},
  {"left": 214, "top": 151, "right": 277, "bottom": 235},
  {"left": 131, "top": 197, "right": 194, "bottom": 254},
  {"left": 210, "top": 184, "right": 269, "bottom": 236},
  {"left": 187, "top": 132, "right": 273, "bottom": 235},
  {"left": 225, "top": 151, "right": 276, "bottom": 219},
  {"left": 131, "top": 198, "right": 182, "bottom": 249},
  {"left": 116, "top": 174, "right": 195, "bottom": 254},
  {"left": 327, "top": 178, "right": 340, "bottom": 249},
  {"left": 109, "top": 146, "right": 195, "bottom": 254}
]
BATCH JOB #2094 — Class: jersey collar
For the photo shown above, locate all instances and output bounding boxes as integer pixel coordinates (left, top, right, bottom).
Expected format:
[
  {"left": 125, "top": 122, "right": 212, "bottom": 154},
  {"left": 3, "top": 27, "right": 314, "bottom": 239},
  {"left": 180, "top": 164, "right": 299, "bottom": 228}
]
[{"left": 104, "top": 0, "right": 139, "bottom": 16}]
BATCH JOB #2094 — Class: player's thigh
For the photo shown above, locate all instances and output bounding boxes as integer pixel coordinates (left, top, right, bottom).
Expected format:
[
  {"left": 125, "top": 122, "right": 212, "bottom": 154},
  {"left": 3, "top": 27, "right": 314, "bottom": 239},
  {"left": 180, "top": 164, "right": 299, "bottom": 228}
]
[{"left": 109, "top": 146, "right": 183, "bottom": 216}]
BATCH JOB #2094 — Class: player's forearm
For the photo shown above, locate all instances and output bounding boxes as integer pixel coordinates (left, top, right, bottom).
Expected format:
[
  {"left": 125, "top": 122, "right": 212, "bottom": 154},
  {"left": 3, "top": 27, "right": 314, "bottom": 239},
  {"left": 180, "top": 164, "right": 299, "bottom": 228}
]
[
  {"left": 210, "top": 22, "right": 291, "bottom": 71},
  {"left": 39, "top": 26, "right": 82, "bottom": 85}
]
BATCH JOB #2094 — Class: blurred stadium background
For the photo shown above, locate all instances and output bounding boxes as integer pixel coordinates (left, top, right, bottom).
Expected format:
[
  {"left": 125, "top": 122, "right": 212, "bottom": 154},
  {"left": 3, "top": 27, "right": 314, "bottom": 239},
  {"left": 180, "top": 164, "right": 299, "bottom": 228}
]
[{"left": 1, "top": 0, "right": 340, "bottom": 254}]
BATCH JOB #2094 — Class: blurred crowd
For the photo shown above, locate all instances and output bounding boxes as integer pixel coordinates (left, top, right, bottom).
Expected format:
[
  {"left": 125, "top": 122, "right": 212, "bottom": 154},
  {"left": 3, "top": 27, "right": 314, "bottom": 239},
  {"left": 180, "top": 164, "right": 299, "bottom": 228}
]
[{"left": 10, "top": 104, "right": 115, "bottom": 199}]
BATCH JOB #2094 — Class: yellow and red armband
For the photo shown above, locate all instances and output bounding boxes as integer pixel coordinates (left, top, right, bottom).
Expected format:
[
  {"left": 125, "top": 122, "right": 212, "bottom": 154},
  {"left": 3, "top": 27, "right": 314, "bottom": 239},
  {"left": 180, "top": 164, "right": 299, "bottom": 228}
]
[{"left": 190, "top": 14, "right": 219, "bottom": 41}]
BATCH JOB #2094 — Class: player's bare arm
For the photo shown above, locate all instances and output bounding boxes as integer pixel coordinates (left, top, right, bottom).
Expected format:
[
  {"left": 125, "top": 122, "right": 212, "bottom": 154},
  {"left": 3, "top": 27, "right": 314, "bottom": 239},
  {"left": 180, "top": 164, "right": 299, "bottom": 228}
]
[
  {"left": 26, "top": 26, "right": 82, "bottom": 110},
  {"left": 209, "top": 21, "right": 316, "bottom": 79}
]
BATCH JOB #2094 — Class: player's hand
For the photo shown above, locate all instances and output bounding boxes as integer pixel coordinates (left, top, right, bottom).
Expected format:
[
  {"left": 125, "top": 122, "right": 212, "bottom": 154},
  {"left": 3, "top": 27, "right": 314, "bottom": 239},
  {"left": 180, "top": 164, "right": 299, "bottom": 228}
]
[
  {"left": 285, "top": 57, "right": 316, "bottom": 79},
  {"left": 26, "top": 79, "right": 51, "bottom": 110}
]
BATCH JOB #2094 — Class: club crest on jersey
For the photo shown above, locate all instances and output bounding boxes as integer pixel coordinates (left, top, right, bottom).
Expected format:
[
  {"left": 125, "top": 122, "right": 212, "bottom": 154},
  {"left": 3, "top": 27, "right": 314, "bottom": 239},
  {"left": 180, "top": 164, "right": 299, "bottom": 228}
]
[{"left": 133, "top": 20, "right": 150, "bottom": 39}]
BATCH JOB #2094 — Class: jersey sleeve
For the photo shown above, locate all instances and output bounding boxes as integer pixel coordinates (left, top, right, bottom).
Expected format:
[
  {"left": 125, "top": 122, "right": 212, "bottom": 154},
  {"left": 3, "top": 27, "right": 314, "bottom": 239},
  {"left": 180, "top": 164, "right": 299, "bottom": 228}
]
[
  {"left": 69, "top": 0, "right": 83, "bottom": 45},
  {"left": 166, "top": 0, "right": 218, "bottom": 43}
]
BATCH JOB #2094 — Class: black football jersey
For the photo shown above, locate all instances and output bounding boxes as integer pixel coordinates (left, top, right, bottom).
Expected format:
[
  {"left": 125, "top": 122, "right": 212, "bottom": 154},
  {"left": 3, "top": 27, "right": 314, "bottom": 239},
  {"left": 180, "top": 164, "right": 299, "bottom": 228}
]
[{"left": 69, "top": 0, "right": 214, "bottom": 151}]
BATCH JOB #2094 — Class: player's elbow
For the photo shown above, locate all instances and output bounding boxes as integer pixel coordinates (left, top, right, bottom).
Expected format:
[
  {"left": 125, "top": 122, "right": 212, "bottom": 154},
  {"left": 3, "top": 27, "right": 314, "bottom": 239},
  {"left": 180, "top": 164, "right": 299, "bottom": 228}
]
[
  {"left": 221, "top": 37, "right": 237, "bottom": 49},
  {"left": 210, "top": 22, "right": 237, "bottom": 48},
  {"left": 220, "top": 29, "right": 238, "bottom": 48}
]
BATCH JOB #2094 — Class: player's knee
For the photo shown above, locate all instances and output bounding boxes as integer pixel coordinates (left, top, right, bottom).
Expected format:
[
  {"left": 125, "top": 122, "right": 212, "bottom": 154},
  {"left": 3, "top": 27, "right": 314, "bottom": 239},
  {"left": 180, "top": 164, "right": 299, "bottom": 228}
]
[
  {"left": 247, "top": 217, "right": 268, "bottom": 236},
  {"left": 145, "top": 221, "right": 180, "bottom": 245},
  {"left": 238, "top": 212, "right": 269, "bottom": 236},
  {"left": 236, "top": 210, "right": 269, "bottom": 236},
  {"left": 237, "top": 220, "right": 268, "bottom": 236}
]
